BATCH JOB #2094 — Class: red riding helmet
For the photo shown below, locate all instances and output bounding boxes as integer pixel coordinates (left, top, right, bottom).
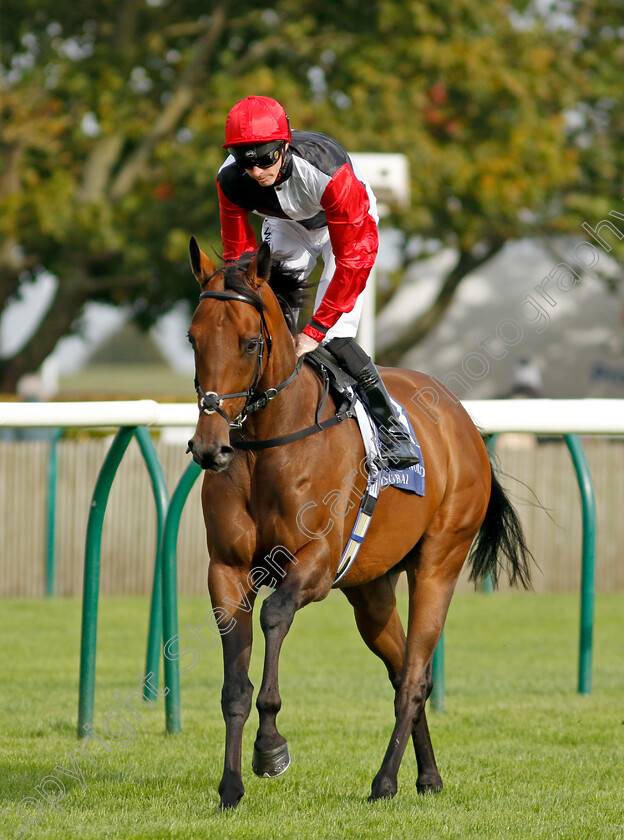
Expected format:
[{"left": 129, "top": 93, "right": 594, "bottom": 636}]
[{"left": 223, "top": 96, "right": 292, "bottom": 148}]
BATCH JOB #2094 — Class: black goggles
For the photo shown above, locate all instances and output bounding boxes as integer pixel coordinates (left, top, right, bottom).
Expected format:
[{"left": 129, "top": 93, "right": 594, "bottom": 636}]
[{"left": 230, "top": 141, "right": 284, "bottom": 170}]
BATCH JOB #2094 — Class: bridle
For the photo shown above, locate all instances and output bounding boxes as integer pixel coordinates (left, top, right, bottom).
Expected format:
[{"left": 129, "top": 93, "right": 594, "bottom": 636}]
[
  {"left": 193, "top": 282, "right": 356, "bottom": 451},
  {"left": 194, "top": 288, "right": 303, "bottom": 430}
]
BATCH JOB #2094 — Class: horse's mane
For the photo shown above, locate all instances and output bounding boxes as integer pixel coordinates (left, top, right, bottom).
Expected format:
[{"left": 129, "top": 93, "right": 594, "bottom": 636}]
[{"left": 221, "top": 251, "right": 307, "bottom": 336}]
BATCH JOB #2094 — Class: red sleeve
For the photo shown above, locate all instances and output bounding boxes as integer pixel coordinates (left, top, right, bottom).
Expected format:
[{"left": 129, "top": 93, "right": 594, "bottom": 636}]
[
  {"left": 302, "top": 164, "right": 378, "bottom": 338},
  {"left": 217, "top": 180, "right": 257, "bottom": 260}
]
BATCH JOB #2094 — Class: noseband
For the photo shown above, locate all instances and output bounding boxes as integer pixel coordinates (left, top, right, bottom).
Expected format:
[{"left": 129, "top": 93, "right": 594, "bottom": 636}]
[{"left": 194, "top": 288, "right": 302, "bottom": 430}]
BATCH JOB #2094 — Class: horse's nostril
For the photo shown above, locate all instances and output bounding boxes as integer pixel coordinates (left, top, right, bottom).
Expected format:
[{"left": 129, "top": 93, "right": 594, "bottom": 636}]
[
  {"left": 213, "top": 445, "right": 234, "bottom": 467},
  {"left": 186, "top": 439, "right": 194, "bottom": 454},
  {"left": 188, "top": 440, "right": 235, "bottom": 472}
]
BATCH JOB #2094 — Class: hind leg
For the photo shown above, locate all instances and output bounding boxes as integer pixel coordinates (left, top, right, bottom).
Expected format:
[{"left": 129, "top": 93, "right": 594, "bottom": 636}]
[
  {"left": 364, "top": 531, "right": 475, "bottom": 801},
  {"left": 343, "top": 571, "right": 442, "bottom": 797},
  {"left": 412, "top": 660, "right": 443, "bottom": 794}
]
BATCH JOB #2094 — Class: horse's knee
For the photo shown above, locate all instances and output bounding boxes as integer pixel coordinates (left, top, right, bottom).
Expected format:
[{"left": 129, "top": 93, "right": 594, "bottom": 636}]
[
  {"left": 221, "top": 676, "right": 254, "bottom": 720},
  {"left": 260, "top": 591, "right": 296, "bottom": 635}
]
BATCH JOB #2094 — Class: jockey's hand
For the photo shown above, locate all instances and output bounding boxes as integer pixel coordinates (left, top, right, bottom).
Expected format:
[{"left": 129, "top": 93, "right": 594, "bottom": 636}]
[{"left": 295, "top": 333, "right": 320, "bottom": 358}]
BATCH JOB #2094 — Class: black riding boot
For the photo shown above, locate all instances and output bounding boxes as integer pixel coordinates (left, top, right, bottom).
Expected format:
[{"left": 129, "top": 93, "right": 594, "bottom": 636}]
[{"left": 325, "top": 337, "right": 420, "bottom": 470}]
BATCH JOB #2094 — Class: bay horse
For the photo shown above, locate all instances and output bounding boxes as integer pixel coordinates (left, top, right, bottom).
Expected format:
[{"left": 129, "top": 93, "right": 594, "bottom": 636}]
[{"left": 186, "top": 237, "right": 532, "bottom": 810}]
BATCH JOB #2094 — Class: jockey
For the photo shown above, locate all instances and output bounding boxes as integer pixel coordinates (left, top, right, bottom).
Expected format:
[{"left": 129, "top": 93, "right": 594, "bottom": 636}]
[{"left": 218, "top": 95, "right": 419, "bottom": 469}]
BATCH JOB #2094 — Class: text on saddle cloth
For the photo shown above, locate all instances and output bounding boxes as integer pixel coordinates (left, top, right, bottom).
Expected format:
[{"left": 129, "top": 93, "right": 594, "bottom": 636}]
[
  {"left": 332, "top": 395, "right": 425, "bottom": 586},
  {"left": 354, "top": 396, "right": 425, "bottom": 497}
]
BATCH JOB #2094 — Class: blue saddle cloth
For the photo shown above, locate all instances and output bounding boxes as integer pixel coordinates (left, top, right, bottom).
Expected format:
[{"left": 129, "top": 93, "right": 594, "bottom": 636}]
[
  {"left": 352, "top": 396, "right": 425, "bottom": 498},
  {"left": 377, "top": 398, "right": 425, "bottom": 496},
  {"left": 302, "top": 350, "right": 425, "bottom": 496},
  {"left": 333, "top": 396, "right": 425, "bottom": 586}
]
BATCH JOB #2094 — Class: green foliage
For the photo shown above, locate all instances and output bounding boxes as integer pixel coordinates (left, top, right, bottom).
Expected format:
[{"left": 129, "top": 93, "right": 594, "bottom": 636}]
[{"left": 0, "top": 1, "right": 620, "bottom": 388}]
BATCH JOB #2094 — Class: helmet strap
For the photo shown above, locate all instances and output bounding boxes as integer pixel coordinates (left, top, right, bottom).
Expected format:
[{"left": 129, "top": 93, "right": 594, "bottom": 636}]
[{"left": 275, "top": 144, "right": 293, "bottom": 184}]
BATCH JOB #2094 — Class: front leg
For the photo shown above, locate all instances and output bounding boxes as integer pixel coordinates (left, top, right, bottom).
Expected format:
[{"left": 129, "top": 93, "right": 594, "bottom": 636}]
[
  {"left": 252, "top": 582, "right": 294, "bottom": 778},
  {"left": 253, "top": 542, "right": 334, "bottom": 777},
  {"left": 209, "top": 562, "right": 256, "bottom": 810}
]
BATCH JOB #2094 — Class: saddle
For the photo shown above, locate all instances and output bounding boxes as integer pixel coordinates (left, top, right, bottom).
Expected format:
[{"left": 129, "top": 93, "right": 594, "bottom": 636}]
[
  {"left": 304, "top": 347, "right": 357, "bottom": 402},
  {"left": 303, "top": 347, "right": 423, "bottom": 585}
]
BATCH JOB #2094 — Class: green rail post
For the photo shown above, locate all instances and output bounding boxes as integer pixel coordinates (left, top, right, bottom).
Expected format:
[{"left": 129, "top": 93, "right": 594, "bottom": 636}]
[
  {"left": 162, "top": 460, "right": 202, "bottom": 734},
  {"left": 78, "top": 426, "right": 137, "bottom": 737},
  {"left": 430, "top": 633, "right": 445, "bottom": 714},
  {"left": 430, "top": 432, "right": 499, "bottom": 713},
  {"left": 134, "top": 426, "right": 169, "bottom": 700},
  {"left": 564, "top": 434, "right": 597, "bottom": 695},
  {"left": 426, "top": 431, "right": 597, "bottom": 713},
  {"left": 46, "top": 428, "right": 63, "bottom": 597}
]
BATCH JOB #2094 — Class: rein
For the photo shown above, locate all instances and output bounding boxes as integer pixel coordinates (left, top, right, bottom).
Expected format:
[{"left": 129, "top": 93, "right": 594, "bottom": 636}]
[{"left": 194, "top": 288, "right": 355, "bottom": 449}]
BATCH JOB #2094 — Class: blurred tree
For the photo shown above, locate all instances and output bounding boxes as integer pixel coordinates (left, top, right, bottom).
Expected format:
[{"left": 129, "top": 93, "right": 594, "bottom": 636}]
[
  {"left": 317, "top": 0, "right": 585, "bottom": 364},
  {"left": 546, "top": 0, "right": 624, "bottom": 276},
  {"left": 0, "top": 0, "right": 615, "bottom": 389}
]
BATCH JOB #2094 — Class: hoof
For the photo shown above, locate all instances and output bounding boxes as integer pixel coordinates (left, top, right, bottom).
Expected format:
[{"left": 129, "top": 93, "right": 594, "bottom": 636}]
[
  {"left": 218, "top": 788, "right": 243, "bottom": 810},
  {"left": 417, "top": 775, "right": 443, "bottom": 795},
  {"left": 368, "top": 775, "right": 397, "bottom": 802},
  {"left": 252, "top": 742, "right": 291, "bottom": 778},
  {"left": 218, "top": 770, "right": 244, "bottom": 809},
  {"left": 218, "top": 795, "right": 241, "bottom": 811}
]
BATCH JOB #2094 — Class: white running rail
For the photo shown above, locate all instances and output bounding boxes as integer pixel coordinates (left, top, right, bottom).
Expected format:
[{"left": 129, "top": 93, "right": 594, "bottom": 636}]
[{"left": 1, "top": 398, "right": 623, "bottom": 434}]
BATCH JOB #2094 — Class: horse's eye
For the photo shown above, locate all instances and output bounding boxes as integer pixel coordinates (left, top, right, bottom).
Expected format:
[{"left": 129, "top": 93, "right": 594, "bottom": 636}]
[
  {"left": 187, "top": 331, "right": 196, "bottom": 349},
  {"left": 245, "top": 338, "right": 260, "bottom": 354}
]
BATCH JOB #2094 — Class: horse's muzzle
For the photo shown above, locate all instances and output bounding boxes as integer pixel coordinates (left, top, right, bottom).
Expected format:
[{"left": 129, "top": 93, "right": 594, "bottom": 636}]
[{"left": 187, "top": 438, "right": 235, "bottom": 472}]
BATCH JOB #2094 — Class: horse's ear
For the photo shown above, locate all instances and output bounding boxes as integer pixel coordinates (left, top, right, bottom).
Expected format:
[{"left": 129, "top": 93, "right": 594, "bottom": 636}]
[
  {"left": 189, "top": 236, "right": 215, "bottom": 287},
  {"left": 245, "top": 241, "right": 271, "bottom": 288}
]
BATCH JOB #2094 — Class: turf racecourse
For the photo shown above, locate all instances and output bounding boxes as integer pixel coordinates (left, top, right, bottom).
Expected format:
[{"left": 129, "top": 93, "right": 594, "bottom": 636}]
[{"left": 1, "top": 592, "right": 622, "bottom": 840}]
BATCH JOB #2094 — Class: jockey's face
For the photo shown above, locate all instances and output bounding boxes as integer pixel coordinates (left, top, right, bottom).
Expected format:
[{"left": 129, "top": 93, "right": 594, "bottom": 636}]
[{"left": 245, "top": 143, "right": 288, "bottom": 187}]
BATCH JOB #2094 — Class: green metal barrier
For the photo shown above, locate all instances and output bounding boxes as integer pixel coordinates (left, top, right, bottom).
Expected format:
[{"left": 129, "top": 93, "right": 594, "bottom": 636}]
[
  {"left": 75, "top": 426, "right": 596, "bottom": 731},
  {"left": 430, "top": 633, "right": 445, "bottom": 714},
  {"left": 487, "top": 432, "right": 596, "bottom": 693},
  {"left": 77, "top": 427, "right": 169, "bottom": 736},
  {"left": 431, "top": 432, "right": 597, "bottom": 714},
  {"left": 431, "top": 432, "right": 496, "bottom": 713},
  {"left": 46, "top": 429, "right": 63, "bottom": 597},
  {"left": 135, "top": 427, "right": 169, "bottom": 699},
  {"left": 564, "top": 434, "right": 597, "bottom": 695},
  {"left": 162, "top": 460, "right": 202, "bottom": 734}
]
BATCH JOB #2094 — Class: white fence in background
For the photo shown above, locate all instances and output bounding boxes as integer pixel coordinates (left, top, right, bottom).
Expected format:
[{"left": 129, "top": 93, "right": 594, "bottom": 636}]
[
  {"left": 1, "top": 397, "right": 624, "bottom": 433},
  {"left": 1, "top": 399, "right": 623, "bottom": 597}
]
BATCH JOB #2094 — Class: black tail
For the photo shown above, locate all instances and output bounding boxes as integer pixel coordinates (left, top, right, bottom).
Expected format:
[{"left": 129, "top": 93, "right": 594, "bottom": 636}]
[{"left": 468, "top": 465, "right": 534, "bottom": 590}]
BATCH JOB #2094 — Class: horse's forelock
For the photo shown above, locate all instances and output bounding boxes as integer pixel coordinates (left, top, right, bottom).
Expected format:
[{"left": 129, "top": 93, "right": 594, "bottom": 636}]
[
  {"left": 222, "top": 263, "right": 264, "bottom": 310},
  {"left": 214, "top": 251, "right": 307, "bottom": 336}
]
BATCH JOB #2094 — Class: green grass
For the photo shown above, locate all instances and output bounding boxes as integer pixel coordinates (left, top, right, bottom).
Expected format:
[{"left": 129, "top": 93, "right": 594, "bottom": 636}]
[{"left": 1, "top": 592, "right": 623, "bottom": 839}]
